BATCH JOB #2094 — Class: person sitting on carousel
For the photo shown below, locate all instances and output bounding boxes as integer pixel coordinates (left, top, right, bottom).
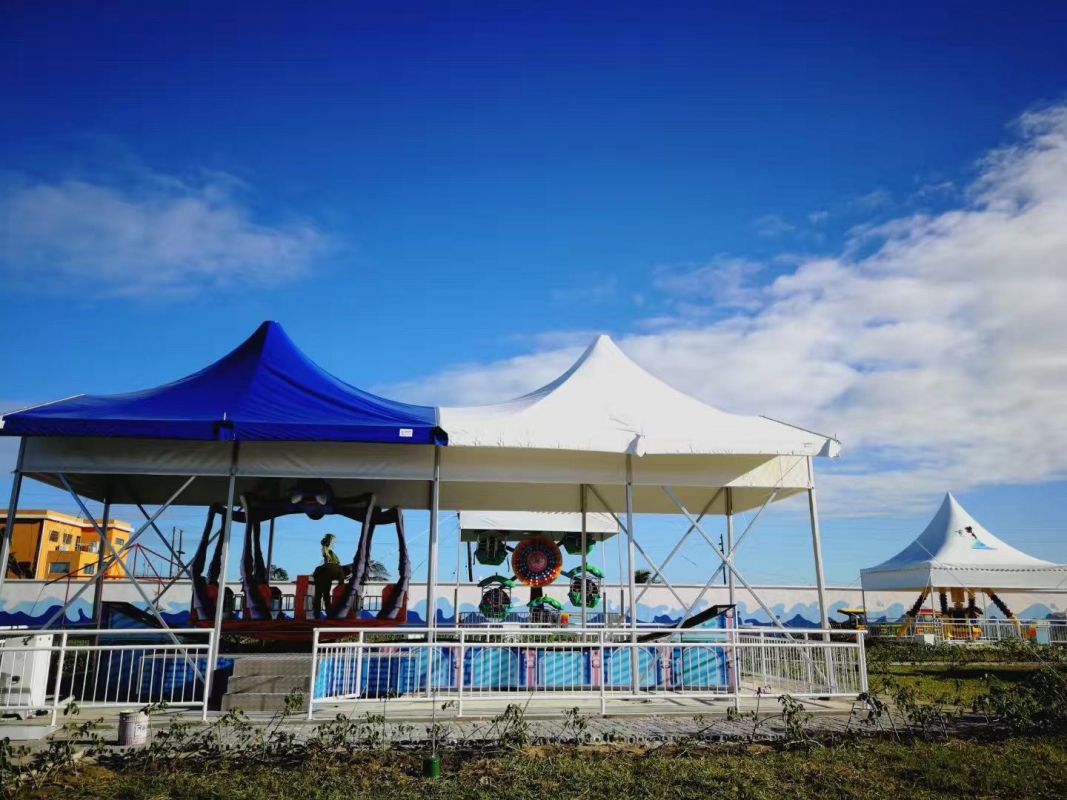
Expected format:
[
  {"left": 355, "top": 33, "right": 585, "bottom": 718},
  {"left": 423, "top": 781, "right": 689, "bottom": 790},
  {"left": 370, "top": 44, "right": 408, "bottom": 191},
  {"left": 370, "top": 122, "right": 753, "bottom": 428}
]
[{"left": 313, "top": 533, "right": 348, "bottom": 618}]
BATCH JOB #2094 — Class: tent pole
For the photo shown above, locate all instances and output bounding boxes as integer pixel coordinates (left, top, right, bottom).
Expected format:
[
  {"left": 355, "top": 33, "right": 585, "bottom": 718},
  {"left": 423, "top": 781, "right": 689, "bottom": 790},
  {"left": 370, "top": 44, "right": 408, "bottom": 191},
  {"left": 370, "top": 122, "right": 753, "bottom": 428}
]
[
  {"left": 726, "top": 487, "right": 735, "bottom": 625},
  {"left": 580, "top": 484, "right": 587, "bottom": 629},
  {"left": 0, "top": 439, "right": 26, "bottom": 593},
  {"left": 807, "top": 459, "right": 830, "bottom": 639},
  {"left": 625, "top": 456, "right": 638, "bottom": 693},
  {"left": 209, "top": 445, "right": 239, "bottom": 688},
  {"left": 90, "top": 496, "right": 112, "bottom": 627},
  {"left": 454, "top": 507, "right": 463, "bottom": 625},
  {"left": 266, "top": 518, "right": 276, "bottom": 582},
  {"left": 426, "top": 446, "right": 441, "bottom": 632},
  {"left": 599, "top": 508, "right": 609, "bottom": 626}
]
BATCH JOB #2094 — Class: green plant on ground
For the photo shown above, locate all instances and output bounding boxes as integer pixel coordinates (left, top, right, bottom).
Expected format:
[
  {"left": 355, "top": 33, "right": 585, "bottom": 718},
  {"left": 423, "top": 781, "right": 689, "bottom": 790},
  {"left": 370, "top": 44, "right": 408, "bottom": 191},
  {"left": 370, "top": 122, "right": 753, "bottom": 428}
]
[{"left": 562, "top": 706, "right": 590, "bottom": 743}]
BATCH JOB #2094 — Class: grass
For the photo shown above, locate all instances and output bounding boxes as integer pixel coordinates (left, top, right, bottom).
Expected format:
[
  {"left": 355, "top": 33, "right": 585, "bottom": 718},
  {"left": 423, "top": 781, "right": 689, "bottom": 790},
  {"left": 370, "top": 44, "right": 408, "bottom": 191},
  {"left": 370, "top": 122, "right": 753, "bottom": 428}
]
[
  {"left": 31, "top": 737, "right": 1067, "bottom": 799},
  {"left": 880, "top": 663, "right": 1046, "bottom": 707}
]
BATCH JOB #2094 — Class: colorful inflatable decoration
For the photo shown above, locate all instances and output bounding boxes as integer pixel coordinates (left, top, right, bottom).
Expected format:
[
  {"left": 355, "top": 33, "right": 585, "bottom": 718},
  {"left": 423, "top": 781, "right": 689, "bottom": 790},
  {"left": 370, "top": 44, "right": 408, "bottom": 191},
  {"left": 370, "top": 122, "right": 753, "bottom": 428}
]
[
  {"left": 528, "top": 595, "right": 565, "bottom": 624},
  {"left": 478, "top": 575, "right": 516, "bottom": 619},
  {"left": 566, "top": 565, "right": 604, "bottom": 608},
  {"left": 511, "top": 535, "right": 564, "bottom": 587},
  {"left": 475, "top": 532, "right": 508, "bottom": 566}
]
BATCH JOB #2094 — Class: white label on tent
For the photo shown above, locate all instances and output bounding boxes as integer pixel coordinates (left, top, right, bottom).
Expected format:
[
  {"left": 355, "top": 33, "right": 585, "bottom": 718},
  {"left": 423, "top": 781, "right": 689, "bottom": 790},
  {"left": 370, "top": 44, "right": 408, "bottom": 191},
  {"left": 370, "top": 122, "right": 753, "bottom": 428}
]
[{"left": 399, "top": 428, "right": 413, "bottom": 438}]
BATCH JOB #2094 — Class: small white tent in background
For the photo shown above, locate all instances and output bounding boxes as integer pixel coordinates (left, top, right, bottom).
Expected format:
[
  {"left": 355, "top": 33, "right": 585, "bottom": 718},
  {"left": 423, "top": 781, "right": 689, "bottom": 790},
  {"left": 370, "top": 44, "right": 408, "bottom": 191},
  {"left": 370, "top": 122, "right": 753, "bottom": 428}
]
[
  {"left": 861, "top": 493, "right": 1067, "bottom": 638},
  {"left": 860, "top": 493, "right": 1067, "bottom": 592}
]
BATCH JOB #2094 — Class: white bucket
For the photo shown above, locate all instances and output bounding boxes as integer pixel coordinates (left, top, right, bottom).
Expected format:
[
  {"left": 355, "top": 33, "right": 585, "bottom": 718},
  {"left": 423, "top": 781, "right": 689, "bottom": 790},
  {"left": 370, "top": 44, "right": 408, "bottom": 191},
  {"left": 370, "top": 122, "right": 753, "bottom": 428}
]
[{"left": 118, "top": 711, "right": 149, "bottom": 747}]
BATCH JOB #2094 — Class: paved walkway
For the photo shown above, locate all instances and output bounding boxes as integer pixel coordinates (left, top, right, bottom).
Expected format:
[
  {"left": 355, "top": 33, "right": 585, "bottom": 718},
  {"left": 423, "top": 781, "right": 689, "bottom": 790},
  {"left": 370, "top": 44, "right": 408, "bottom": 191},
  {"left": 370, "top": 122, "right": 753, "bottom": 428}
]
[{"left": 2, "top": 694, "right": 862, "bottom": 744}]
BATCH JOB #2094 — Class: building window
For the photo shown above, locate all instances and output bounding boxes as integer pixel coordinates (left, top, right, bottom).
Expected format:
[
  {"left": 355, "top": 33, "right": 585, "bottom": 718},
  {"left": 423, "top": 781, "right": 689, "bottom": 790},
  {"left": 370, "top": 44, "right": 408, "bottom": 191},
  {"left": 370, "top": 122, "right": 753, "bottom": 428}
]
[
  {"left": 49, "top": 531, "right": 59, "bottom": 543},
  {"left": 84, "top": 564, "right": 95, "bottom": 576},
  {"left": 115, "top": 538, "right": 125, "bottom": 547},
  {"left": 63, "top": 533, "right": 73, "bottom": 545},
  {"left": 49, "top": 562, "right": 71, "bottom": 575}
]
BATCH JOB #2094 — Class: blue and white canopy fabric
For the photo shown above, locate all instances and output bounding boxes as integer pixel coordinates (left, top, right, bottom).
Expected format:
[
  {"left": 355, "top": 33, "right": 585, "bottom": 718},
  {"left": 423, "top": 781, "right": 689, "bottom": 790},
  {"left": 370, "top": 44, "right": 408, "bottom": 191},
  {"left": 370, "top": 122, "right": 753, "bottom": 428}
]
[
  {"left": 860, "top": 493, "right": 1067, "bottom": 592},
  {"left": 0, "top": 321, "right": 444, "bottom": 445}
]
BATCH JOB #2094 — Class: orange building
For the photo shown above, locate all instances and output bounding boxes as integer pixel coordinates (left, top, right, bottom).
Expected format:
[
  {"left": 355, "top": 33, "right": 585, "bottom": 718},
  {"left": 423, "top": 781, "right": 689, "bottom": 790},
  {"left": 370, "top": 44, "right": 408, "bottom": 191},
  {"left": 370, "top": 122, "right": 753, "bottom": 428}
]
[{"left": 1, "top": 509, "right": 133, "bottom": 580}]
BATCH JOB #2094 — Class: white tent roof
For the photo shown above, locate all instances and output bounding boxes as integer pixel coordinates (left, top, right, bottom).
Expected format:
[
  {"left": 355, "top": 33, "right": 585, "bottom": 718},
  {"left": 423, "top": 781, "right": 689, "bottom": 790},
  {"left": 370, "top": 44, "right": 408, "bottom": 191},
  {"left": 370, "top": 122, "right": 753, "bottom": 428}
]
[
  {"left": 861, "top": 493, "right": 1067, "bottom": 591},
  {"left": 458, "top": 510, "right": 618, "bottom": 542},
  {"left": 440, "top": 335, "right": 840, "bottom": 458},
  {"left": 16, "top": 335, "right": 840, "bottom": 514}
]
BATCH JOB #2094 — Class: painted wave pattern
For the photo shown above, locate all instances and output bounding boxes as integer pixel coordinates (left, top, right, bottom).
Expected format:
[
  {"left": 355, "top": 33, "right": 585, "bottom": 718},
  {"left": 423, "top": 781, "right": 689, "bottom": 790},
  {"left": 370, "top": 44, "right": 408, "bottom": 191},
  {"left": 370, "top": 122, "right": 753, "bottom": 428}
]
[{"left": 1, "top": 594, "right": 1062, "bottom": 629}]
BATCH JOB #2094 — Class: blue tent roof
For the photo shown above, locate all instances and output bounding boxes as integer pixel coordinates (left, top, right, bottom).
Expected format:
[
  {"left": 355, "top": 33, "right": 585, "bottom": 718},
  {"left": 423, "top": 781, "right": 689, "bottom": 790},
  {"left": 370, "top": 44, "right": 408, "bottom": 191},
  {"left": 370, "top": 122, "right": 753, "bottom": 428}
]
[{"left": 0, "top": 322, "right": 446, "bottom": 445}]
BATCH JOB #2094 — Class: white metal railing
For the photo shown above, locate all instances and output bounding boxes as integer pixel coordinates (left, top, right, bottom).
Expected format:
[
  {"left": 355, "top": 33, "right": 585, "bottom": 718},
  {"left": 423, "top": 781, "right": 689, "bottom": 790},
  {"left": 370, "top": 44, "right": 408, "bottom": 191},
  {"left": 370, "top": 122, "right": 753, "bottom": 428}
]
[
  {"left": 0, "top": 629, "right": 214, "bottom": 724},
  {"left": 877, "top": 617, "right": 1067, "bottom": 645},
  {"left": 308, "top": 627, "right": 867, "bottom": 718}
]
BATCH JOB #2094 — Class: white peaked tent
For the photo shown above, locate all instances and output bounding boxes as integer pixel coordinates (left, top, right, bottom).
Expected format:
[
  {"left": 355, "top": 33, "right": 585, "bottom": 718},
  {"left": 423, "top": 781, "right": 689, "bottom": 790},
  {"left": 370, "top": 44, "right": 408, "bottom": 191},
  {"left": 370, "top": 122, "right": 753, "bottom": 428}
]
[
  {"left": 441, "top": 335, "right": 839, "bottom": 458},
  {"left": 861, "top": 493, "right": 1067, "bottom": 592},
  {"left": 436, "top": 334, "right": 840, "bottom": 515}
]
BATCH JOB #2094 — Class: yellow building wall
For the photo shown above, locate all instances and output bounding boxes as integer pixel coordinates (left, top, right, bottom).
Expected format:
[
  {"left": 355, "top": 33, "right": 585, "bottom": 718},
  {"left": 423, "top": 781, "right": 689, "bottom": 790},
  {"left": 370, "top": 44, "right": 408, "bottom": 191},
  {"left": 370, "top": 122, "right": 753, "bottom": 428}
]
[{"left": 2, "top": 511, "right": 133, "bottom": 580}]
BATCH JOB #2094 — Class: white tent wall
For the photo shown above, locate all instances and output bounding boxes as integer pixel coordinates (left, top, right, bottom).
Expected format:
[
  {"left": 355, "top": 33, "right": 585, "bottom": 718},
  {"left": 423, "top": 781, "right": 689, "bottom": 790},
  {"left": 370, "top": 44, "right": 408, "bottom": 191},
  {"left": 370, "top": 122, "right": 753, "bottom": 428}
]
[
  {"left": 20, "top": 437, "right": 812, "bottom": 513},
  {"left": 458, "top": 510, "right": 619, "bottom": 537}
]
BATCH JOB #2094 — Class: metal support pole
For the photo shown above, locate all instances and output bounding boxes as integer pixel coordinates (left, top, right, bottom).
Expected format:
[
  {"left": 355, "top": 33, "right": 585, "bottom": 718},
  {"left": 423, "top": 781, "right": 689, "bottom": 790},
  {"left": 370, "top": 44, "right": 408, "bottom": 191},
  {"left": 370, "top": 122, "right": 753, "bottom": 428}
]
[
  {"left": 0, "top": 439, "right": 26, "bottom": 592},
  {"left": 726, "top": 487, "right": 738, "bottom": 709},
  {"left": 625, "top": 456, "right": 638, "bottom": 693},
  {"left": 208, "top": 445, "right": 240, "bottom": 686},
  {"left": 90, "top": 497, "right": 112, "bottom": 627},
  {"left": 426, "top": 446, "right": 441, "bottom": 632},
  {"left": 580, "top": 484, "right": 588, "bottom": 629},
  {"left": 726, "top": 488, "right": 735, "bottom": 613},
  {"left": 454, "top": 505, "right": 463, "bottom": 624},
  {"left": 807, "top": 460, "right": 830, "bottom": 638},
  {"left": 266, "top": 518, "right": 276, "bottom": 581}
]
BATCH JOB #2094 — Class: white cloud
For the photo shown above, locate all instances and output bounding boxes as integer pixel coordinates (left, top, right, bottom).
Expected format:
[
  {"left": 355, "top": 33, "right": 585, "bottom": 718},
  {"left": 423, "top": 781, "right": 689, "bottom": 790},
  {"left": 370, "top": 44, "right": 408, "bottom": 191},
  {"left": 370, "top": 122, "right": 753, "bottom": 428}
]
[
  {"left": 853, "top": 188, "right": 892, "bottom": 210},
  {"left": 808, "top": 210, "right": 830, "bottom": 225},
  {"left": 653, "top": 257, "right": 765, "bottom": 311},
  {"left": 753, "top": 214, "right": 795, "bottom": 238},
  {"left": 385, "top": 103, "right": 1067, "bottom": 516},
  {"left": 0, "top": 168, "right": 328, "bottom": 299}
]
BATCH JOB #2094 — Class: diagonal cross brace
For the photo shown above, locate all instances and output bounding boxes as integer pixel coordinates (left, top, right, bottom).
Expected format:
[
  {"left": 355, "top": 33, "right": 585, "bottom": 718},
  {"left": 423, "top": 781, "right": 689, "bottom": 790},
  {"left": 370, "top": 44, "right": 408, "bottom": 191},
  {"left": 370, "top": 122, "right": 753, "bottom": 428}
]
[
  {"left": 39, "top": 476, "right": 197, "bottom": 631},
  {"left": 585, "top": 484, "right": 688, "bottom": 612},
  {"left": 680, "top": 488, "right": 780, "bottom": 623},
  {"left": 635, "top": 488, "right": 723, "bottom": 607},
  {"left": 134, "top": 502, "right": 200, "bottom": 606},
  {"left": 56, "top": 476, "right": 205, "bottom": 682},
  {"left": 662, "top": 486, "right": 804, "bottom": 640}
]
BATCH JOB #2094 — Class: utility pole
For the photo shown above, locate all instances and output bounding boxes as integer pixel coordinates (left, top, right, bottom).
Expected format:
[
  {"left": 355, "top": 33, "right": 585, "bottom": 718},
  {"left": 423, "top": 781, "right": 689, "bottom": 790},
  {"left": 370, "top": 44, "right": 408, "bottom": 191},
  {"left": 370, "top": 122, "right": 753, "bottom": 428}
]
[{"left": 170, "top": 527, "right": 184, "bottom": 579}]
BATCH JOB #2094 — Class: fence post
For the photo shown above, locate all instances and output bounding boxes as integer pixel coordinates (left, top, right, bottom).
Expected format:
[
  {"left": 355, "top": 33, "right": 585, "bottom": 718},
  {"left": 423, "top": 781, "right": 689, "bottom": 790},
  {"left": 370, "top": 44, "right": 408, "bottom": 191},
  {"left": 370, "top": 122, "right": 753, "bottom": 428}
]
[
  {"left": 50, "top": 631, "right": 68, "bottom": 726},
  {"left": 599, "top": 629, "right": 607, "bottom": 715},
  {"left": 201, "top": 630, "right": 213, "bottom": 722},
  {"left": 307, "top": 628, "right": 320, "bottom": 721},
  {"left": 857, "top": 631, "right": 868, "bottom": 694},
  {"left": 457, "top": 629, "right": 465, "bottom": 717},
  {"left": 353, "top": 630, "right": 364, "bottom": 706}
]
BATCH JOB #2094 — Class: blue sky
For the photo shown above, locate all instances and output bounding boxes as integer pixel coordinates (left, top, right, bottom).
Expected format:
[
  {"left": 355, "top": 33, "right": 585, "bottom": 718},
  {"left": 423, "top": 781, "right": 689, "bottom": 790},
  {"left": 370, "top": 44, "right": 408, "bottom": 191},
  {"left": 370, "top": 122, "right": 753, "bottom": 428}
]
[{"left": 2, "top": 2, "right": 1066, "bottom": 587}]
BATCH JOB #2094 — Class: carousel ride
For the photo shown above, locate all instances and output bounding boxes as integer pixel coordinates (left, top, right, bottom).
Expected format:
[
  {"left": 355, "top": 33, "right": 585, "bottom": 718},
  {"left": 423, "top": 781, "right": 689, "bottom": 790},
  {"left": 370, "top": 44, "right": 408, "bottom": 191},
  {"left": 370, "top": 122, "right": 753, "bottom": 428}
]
[{"left": 188, "top": 479, "right": 410, "bottom": 640}]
